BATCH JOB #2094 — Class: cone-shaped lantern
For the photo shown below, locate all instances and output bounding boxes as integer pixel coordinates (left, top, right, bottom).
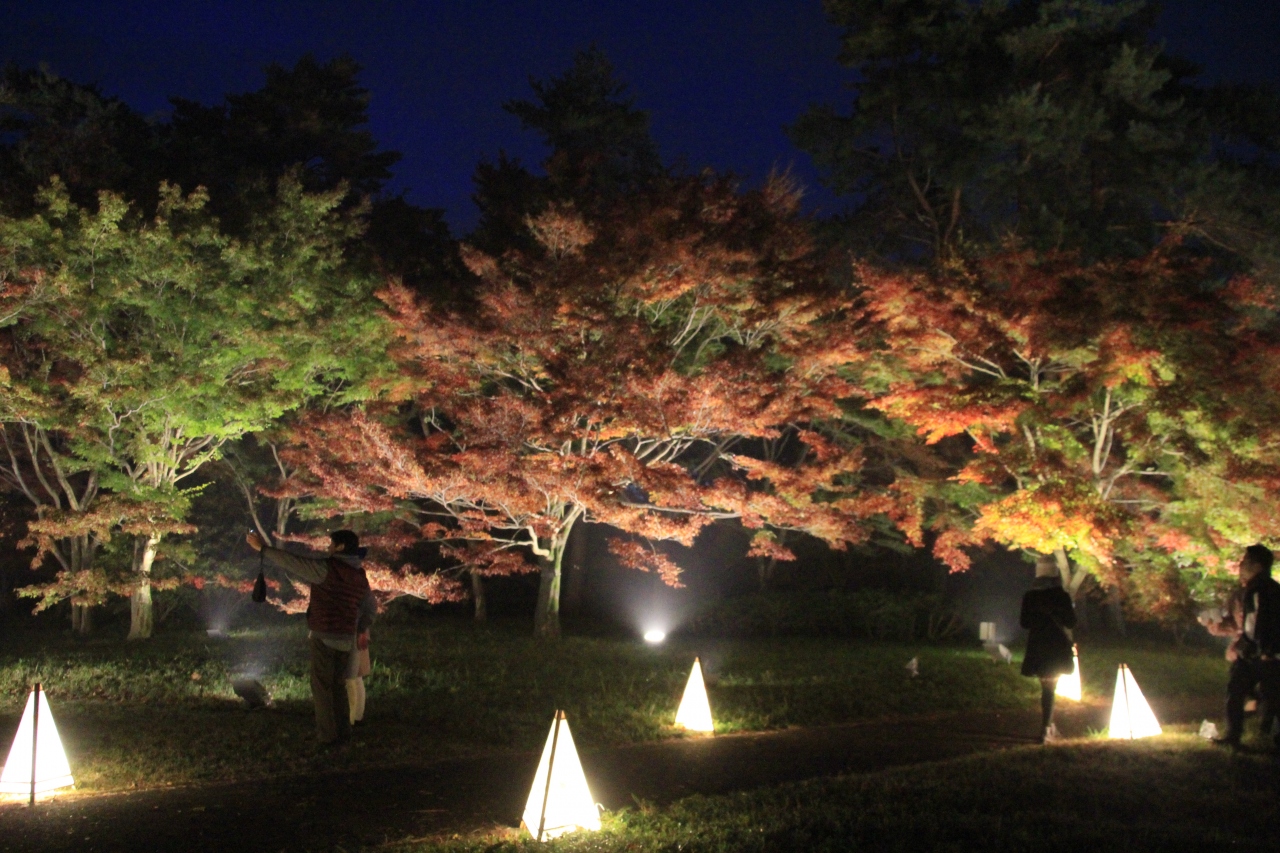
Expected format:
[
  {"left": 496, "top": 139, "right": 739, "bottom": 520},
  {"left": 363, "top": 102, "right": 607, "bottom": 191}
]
[
  {"left": 521, "top": 711, "right": 600, "bottom": 841},
  {"left": 1, "top": 684, "right": 74, "bottom": 804},
  {"left": 1108, "top": 663, "right": 1162, "bottom": 739},
  {"left": 674, "top": 657, "right": 714, "bottom": 733},
  {"left": 1055, "top": 645, "right": 1082, "bottom": 702}
]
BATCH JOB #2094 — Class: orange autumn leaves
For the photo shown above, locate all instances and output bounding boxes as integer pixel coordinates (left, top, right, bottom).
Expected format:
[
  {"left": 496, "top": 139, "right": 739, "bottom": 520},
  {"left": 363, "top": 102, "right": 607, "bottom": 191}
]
[
  {"left": 280, "top": 176, "right": 882, "bottom": 594},
  {"left": 282, "top": 177, "right": 1280, "bottom": 610},
  {"left": 856, "top": 246, "right": 1280, "bottom": 580}
]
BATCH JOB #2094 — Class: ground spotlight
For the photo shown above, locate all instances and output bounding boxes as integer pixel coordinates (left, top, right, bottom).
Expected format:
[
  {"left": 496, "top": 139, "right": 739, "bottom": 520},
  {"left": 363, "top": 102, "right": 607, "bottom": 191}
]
[{"left": 643, "top": 629, "right": 666, "bottom": 644}]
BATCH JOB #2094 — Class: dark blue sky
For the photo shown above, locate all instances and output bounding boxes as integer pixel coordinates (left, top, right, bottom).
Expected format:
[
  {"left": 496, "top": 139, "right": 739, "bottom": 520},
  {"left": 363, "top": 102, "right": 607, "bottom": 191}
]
[{"left": 2, "top": 1, "right": 1277, "bottom": 233}]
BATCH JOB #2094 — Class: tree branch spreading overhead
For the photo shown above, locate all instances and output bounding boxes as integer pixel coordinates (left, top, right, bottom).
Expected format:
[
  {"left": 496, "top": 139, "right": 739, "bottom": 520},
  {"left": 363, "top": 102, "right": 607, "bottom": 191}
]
[{"left": 281, "top": 175, "right": 894, "bottom": 624}]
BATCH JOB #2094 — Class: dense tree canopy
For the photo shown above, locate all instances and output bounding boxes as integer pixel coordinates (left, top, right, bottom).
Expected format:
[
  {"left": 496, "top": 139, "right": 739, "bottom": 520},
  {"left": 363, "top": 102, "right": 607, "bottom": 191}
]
[
  {"left": 793, "top": 0, "right": 1280, "bottom": 266},
  {"left": 0, "top": 176, "right": 387, "bottom": 636},
  {"left": 2, "top": 23, "right": 1279, "bottom": 640},
  {"left": 851, "top": 244, "right": 1280, "bottom": 615},
  {"left": 281, "top": 175, "right": 889, "bottom": 636},
  {"left": 470, "top": 48, "right": 665, "bottom": 255}
]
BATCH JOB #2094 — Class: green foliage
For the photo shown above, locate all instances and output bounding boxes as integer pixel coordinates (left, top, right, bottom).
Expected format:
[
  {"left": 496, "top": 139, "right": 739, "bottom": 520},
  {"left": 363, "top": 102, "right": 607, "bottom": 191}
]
[
  {"left": 0, "top": 174, "right": 389, "bottom": 611},
  {"left": 0, "top": 64, "right": 162, "bottom": 217},
  {"left": 794, "top": 0, "right": 1279, "bottom": 266}
]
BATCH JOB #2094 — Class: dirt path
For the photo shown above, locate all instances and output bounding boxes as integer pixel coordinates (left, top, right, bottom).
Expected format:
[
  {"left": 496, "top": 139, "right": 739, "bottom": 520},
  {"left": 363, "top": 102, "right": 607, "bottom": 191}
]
[{"left": 0, "top": 697, "right": 1217, "bottom": 853}]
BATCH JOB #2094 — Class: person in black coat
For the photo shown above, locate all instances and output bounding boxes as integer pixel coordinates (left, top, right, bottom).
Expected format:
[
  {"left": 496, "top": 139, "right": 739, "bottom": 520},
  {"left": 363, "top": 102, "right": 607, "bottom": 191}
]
[
  {"left": 1201, "top": 544, "right": 1280, "bottom": 748},
  {"left": 1021, "top": 555, "right": 1077, "bottom": 743}
]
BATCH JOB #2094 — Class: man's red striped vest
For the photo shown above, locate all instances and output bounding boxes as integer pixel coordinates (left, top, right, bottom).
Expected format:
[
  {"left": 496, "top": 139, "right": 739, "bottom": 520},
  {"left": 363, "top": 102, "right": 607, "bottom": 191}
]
[{"left": 307, "top": 557, "right": 371, "bottom": 636}]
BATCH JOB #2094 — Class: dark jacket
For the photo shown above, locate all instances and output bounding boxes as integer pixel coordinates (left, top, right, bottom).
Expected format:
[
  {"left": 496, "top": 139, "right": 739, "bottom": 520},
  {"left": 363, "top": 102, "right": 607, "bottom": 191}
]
[
  {"left": 1236, "top": 574, "right": 1280, "bottom": 659},
  {"left": 1020, "top": 577, "right": 1077, "bottom": 678}
]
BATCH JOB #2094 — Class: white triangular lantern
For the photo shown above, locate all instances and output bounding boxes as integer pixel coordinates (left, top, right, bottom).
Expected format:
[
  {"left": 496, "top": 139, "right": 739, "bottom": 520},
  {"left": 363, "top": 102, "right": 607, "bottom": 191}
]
[
  {"left": 674, "top": 657, "right": 714, "bottom": 733},
  {"left": 521, "top": 711, "right": 600, "bottom": 841},
  {"left": 1108, "top": 663, "right": 1162, "bottom": 739},
  {"left": 1, "top": 684, "right": 74, "bottom": 802},
  {"left": 1055, "top": 645, "right": 1082, "bottom": 702}
]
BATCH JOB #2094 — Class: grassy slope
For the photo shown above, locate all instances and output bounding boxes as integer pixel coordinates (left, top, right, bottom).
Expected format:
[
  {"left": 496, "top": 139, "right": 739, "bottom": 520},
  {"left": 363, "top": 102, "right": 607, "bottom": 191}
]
[
  {"left": 0, "top": 619, "right": 1228, "bottom": 791},
  {"left": 390, "top": 737, "right": 1280, "bottom": 852}
]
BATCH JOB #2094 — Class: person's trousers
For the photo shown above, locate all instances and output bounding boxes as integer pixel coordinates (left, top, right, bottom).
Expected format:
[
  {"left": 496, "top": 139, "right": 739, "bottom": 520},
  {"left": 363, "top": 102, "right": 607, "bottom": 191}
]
[
  {"left": 310, "top": 638, "right": 351, "bottom": 744},
  {"left": 1225, "top": 657, "right": 1280, "bottom": 743}
]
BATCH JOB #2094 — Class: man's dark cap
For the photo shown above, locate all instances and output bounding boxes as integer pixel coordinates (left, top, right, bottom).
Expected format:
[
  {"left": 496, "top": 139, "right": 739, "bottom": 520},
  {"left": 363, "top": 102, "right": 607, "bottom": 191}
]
[{"left": 329, "top": 529, "right": 361, "bottom": 555}]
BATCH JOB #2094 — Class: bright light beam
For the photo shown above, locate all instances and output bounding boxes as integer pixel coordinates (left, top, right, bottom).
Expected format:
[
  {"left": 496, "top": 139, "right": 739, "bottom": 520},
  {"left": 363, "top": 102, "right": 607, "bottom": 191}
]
[{"left": 643, "top": 629, "right": 666, "bottom": 644}]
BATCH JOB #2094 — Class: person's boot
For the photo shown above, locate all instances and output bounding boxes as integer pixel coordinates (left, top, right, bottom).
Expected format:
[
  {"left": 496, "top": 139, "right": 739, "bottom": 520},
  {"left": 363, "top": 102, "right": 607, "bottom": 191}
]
[{"left": 1211, "top": 734, "right": 1241, "bottom": 750}]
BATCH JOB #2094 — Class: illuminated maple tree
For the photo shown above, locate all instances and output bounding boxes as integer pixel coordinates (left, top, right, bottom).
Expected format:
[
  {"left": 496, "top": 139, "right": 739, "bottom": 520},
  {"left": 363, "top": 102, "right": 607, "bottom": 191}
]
[
  {"left": 0, "top": 177, "right": 386, "bottom": 637},
  {"left": 283, "top": 175, "right": 891, "bottom": 636},
  {"left": 853, "top": 244, "right": 1280, "bottom": 606}
]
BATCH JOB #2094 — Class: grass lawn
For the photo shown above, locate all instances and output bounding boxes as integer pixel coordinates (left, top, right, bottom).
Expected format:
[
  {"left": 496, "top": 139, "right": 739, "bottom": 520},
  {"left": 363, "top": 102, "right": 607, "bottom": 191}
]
[
  {"left": 0, "top": 617, "right": 1230, "bottom": 793},
  {"left": 386, "top": 735, "right": 1280, "bottom": 852}
]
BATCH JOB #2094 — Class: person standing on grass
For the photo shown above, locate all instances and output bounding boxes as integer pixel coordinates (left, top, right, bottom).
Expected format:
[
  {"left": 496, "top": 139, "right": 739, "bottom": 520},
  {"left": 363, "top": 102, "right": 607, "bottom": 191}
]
[
  {"left": 1201, "top": 544, "right": 1280, "bottom": 750},
  {"left": 245, "top": 528, "right": 376, "bottom": 747},
  {"left": 1020, "top": 555, "right": 1077, "bottom": 744}
]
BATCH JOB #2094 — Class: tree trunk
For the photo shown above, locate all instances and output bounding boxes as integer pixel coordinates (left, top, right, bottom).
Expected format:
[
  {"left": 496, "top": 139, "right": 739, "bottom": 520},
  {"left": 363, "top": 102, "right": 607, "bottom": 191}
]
[
  {"left": 533, "top": 509, "right": 581, "bottom": 639},
  {"left": 1053, "top": 548, "right": 1089, "bottom": 600},
  {"left": 128, "top": 532, "right": 160, "bottom": 640},
  {"left": 1106, "top": 586, "right": 1126, "bottom": 636},
  {"left": 561, "top": 524, "right": 588, "bottom": 615},
  {"left": 534, "top": 547, "right": 564, "bottom": 639},
  {"left": 71, "top": 602, "right": 93, "bottom": 636},
  {"left": 470, "top": 571, "right": 487, "bottom": 622},
  {"left": 68, "top": 535, "right": 95, "bottom": 636}
]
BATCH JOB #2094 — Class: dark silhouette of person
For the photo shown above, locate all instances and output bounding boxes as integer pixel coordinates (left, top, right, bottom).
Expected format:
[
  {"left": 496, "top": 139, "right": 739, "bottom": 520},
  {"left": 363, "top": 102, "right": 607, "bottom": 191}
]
[
  {"left": 1202, "top": 544, "right": 1280, "bottom": 749},
  {"left": 1021, "top": 555, "right": 1077, "bottom": 743}
]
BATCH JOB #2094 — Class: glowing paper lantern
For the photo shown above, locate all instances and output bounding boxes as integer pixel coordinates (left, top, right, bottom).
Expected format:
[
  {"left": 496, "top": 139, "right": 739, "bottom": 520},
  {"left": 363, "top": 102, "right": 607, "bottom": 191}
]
[
  {"left": 521, "top": 710, "right": 600, "bottom": 841},
  {"left": 674, "top": 657, "right": 714, "bottom": 733},
  {"left": 1055, "top": 645, "right": 1082, "bottom": 702},
  {"left": 979, "top": 621, "right": 996, "bottom": 642},
  {"left": 1108, "top": 663, "right": 1162, "bottom": 739},
  {"left": 1, "top": 684, "right": 74, "bottom": 804}
]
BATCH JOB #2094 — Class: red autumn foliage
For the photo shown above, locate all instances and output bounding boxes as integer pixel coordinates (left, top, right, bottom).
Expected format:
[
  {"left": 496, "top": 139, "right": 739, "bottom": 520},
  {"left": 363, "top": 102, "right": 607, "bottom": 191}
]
[
  {"left": 852, "top": 242, "right": 1280, "bottom": 606},
  {"left": 281, "top": 175, "right": 894, "bottom": 628}
]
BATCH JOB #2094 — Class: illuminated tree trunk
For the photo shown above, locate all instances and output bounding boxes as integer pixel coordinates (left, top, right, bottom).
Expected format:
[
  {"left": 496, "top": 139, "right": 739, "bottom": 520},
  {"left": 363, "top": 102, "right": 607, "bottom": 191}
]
[
  {"left": 534, "top": 548, "right": 565, "bottom": 639},
  {"left": 534, "top": 507, "right": 582, "bottom": 639},
  {"left": 68, "top": 534, "right": 95, "bottom": 636},
  {"left": 70, "top": 602, "right": 93, "bottom": 636},
  {"left": 128, "top": 532, "right": 161, "bottom": 640},
  {"left": 1054, "top": 549, "right": 1089, "bottom": 601},
  {"left": 470, "top": 570, "right": 487, "bottom": 622}
]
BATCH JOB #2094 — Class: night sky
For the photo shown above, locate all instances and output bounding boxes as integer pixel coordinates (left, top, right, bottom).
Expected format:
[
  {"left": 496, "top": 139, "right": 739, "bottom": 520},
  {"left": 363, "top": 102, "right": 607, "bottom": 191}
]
[{"left": 2, "top": 1, "right": 1278, "bottom": 233}]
